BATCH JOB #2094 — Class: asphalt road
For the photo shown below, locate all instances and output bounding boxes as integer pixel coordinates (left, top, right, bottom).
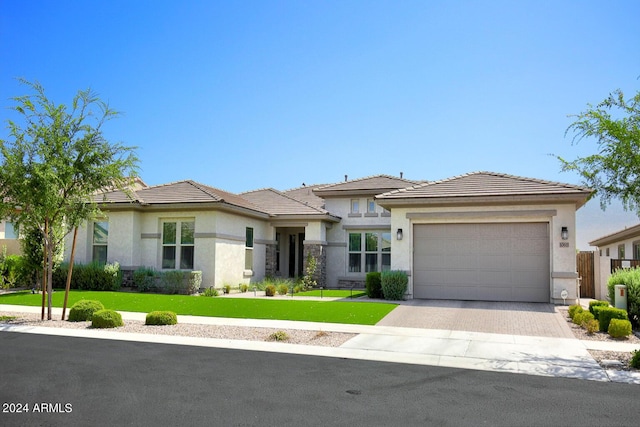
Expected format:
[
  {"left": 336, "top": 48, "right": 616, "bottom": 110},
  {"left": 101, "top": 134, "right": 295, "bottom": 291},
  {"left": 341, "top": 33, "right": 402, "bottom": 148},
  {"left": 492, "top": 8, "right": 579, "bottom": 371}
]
[{"left": 0, "top": 331, "right": 637, "bottom": 426}]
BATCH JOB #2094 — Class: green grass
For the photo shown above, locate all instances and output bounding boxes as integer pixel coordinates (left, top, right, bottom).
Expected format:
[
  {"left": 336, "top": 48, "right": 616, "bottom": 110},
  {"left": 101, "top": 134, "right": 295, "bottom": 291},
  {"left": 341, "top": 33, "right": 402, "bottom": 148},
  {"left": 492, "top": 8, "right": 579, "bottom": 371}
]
[
  {"left": 0, "top": 290, "right": 396, "bottom": 325},
  {"left": 296, "top": 289, "right": 366, "bottom": 298}
]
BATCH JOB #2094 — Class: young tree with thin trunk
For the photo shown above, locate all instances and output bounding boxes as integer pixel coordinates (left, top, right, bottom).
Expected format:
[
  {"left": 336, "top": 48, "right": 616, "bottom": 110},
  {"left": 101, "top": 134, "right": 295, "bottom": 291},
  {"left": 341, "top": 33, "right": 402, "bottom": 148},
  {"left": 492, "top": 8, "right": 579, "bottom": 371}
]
[
  {"left": 0, "top": 79, "right": 138, "bottom": 320},
  {"left": 558, "top": 88, "right": 640, "bottom": 216}
]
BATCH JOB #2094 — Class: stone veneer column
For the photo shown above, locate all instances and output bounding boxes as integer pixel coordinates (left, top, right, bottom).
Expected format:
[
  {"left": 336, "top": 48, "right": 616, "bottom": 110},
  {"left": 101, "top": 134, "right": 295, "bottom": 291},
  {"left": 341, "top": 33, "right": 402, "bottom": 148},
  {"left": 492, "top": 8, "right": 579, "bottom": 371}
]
[
  {"left": 303, "top": 243, "right": 326, "bottom": 288},
  {"left": 265, "top": 243, "right": 277, "bottom": 277}
]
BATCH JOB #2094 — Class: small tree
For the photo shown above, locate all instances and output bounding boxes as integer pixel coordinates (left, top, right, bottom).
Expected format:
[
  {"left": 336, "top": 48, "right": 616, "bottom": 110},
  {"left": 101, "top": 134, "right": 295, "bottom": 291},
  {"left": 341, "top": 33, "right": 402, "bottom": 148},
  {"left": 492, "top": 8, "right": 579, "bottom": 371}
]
[
  {"left": 557, "top": 88, "right": 640, "bottom": 215},
  {"left": 0, "top": 79, "right": 138, "bottom": 319}
]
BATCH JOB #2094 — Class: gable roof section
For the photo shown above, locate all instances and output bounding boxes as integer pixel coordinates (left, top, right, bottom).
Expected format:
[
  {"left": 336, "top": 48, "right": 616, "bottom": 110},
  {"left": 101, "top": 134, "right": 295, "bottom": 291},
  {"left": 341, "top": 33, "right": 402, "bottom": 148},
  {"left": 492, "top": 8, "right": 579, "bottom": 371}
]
[
  {"left": 376, "top": 171, "right": 592, "bottom": 207},
  {"left": 589, "top": 223, "right": 640, "bottom": 247},
  {"left": 241, "top": 188, "right": 340, "bottom": 221},
  {"left": 283, "top": 184, "right": 328, "bottom": 209},
  {"left": 313, "top": 174, "right": 419, "bottom": 197},
  {"left": 96, "top": 180, "right": 268, "bottom": 216}
]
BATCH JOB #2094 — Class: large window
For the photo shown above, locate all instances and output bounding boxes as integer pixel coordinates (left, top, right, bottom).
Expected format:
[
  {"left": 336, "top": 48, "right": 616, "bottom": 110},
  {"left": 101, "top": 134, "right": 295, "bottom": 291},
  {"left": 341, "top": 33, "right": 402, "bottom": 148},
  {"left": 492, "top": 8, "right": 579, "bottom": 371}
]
[
  {"left": 245, "top": 227, "right": 254, "bottom": 270},
  {"left": 162, "top": 220, "right": 195, "bottom": 269},
  {"left": 348, "top": 231, "right": 391, "bottom": 273},
  {"left": 92, "top": 221, "right": 108, "bottom": 264}
]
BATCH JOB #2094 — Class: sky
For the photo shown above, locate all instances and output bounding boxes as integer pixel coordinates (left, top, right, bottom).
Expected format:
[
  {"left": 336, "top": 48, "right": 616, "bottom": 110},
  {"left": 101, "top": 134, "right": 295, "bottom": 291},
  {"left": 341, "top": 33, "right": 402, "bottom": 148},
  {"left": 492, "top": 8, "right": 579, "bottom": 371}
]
[{"left": 1, "top": 0, "right": 639, "bottom": 249}]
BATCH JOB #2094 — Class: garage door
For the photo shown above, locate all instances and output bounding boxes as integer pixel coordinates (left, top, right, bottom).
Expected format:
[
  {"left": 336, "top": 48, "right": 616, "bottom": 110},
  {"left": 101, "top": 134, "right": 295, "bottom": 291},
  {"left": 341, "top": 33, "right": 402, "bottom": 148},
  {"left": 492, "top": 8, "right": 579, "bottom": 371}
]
[{"left": 413, "top": 223, "right": 550, "bottom": 302}]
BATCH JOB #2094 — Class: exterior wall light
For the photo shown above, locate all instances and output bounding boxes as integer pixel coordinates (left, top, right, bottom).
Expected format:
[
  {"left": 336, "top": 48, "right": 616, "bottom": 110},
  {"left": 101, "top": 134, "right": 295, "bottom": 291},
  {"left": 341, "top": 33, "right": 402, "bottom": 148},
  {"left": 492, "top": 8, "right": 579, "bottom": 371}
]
[
  {"left": 561, "top": 227, "right": 568, "bottom": 240},
  {"left": 396, "top": 228, "right": 403, "bottom": 240}
]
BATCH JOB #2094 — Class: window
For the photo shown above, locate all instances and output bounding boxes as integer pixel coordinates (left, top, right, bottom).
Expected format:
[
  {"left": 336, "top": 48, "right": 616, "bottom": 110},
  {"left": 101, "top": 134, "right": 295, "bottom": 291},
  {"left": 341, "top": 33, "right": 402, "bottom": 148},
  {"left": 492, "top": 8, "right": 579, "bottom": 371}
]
[
  {"left": 634, "top": 241, "right": 640, "bottom": 260},
  {"left": 162, "top": 220, "right": 195, "bottom": 269},
  {"left": 618, "top": 244, "right": 626, "bottom": 259},
  {"left": 606, "top": 248, "right": 610, "bottom": 257},
  {"left": 245, "top": 227, "right": 254, "bottom": 270},
  {"left": 348, "top": 231, "right": 391, "bottom": 273},
  {"left": 4, "top": 222, "right": 18, "bottom": 239},
  {"left": 367, "top": 199, "right": 376, "bottom": 214},
  {"left": 350, "top": 199, "right": 360, "bottom": 214},
  {"left": 92, "top": 221, "right": 108, "bottom": 264}
]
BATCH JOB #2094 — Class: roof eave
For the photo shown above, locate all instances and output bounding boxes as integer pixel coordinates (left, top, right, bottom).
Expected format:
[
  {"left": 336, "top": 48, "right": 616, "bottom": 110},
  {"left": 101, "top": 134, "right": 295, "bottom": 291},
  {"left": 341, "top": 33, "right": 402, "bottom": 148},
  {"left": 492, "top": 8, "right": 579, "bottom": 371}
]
[
  {"left": 589, "top": 223, "right": 640, "bottom": 247},
  {"left": 376, "top": 192, "right": 592, "bottom": 209}
]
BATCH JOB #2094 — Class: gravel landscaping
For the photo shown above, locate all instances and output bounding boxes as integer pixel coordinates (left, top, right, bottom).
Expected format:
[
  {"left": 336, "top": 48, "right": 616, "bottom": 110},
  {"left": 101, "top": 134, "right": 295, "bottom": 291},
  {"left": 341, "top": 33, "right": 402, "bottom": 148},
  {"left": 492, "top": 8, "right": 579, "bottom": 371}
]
[{"left": 0, "top": 311, "right": 355, "bottom": 347}]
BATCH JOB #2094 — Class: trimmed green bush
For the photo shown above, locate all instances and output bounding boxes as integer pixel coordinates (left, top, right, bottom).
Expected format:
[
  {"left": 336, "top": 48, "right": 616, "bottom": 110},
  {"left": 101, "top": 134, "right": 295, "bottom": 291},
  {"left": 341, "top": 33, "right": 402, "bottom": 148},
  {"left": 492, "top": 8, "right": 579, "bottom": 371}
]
[
  {"left": 381, "top": 270, "right": 408, "bottom": 301},
  {"left": 265, "top": 284, "right": 276, "bottom": 297},
  {"left": 588, "top": 300, "right": 609, "bottom": 319},
  {"left": 68, "top": 300, "right": 105, "bottom": 322},
  {"left": 596, "top": 306, "right": 628, "bottom": 332},
  {"left": 568, "top": 304, "right": 583, "bottom": 320},
  {"left": 277, "top": 284, "right": 289, "bottom": 295},
  {"left": 365, "top": 272, "right": 382, "bottom": 299},
  {"left": 608, "top": 267, "right": 640, "bottom": 328},
  {"left": 91, "top": 309, "right": 124, "bottom": 328},
  {"left": 575, "top": 311, "right": 595, "bottom": 328},
  {"left": 608, "top": 318, "right": 632, "bottom": 338},
  {"left": 133, "top": 267, "right": 157, "bottom": 292},
  {"left": 53, "top": 261, "right": 122, "bottom": 291},
  {"left": 585, "top": 319, "right": 599, "bottom": 334},
  {"left": 631, "top": 350, "right": 640, "bottom": 369},
  {"left": 145, "top": 311, "right": 178, "bottom": 325}
]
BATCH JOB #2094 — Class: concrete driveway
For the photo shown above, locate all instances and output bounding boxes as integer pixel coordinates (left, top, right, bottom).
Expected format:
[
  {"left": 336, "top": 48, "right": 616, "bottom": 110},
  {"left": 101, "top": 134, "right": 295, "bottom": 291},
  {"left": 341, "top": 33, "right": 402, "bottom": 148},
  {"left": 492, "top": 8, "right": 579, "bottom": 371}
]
[{"left": 375, "top": 300, "right": 575, "bottom": 338}]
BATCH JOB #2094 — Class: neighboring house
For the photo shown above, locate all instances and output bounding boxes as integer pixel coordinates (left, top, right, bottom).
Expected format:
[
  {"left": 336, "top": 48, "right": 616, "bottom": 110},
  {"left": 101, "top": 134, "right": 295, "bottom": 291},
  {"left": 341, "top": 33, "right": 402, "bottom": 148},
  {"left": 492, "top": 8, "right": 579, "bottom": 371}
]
[
  {"left": 64, "top": 171, "right": 591, "bottom": 304},
  {"left": 0, "top": 220, "right": 21, "bottom": 255},
  {"left": 588, "top": 224, "right": 640, "bottom": 300}
]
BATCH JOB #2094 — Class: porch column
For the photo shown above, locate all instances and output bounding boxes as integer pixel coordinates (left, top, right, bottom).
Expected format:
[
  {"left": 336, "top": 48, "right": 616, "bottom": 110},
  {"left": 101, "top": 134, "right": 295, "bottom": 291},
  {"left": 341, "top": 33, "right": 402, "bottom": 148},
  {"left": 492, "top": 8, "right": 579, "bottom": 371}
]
[{"left": 265, "top": 243, "right": 277, "bottom": 277}]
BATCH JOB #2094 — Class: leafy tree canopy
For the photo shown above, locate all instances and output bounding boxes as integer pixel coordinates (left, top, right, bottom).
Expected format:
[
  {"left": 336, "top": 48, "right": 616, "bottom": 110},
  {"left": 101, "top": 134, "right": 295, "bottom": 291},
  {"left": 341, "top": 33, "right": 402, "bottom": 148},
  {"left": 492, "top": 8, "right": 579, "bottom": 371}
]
[{"left": 558, "top": 88, "right": 640, "bottom": 216}]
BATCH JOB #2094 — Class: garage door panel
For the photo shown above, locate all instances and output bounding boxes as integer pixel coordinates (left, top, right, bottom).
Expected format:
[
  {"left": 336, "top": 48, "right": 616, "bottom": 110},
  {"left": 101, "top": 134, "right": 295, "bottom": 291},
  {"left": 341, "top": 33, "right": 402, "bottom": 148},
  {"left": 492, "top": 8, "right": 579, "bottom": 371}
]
[{"left": 413, "top": 223, "right": 550, "bottom": 303}]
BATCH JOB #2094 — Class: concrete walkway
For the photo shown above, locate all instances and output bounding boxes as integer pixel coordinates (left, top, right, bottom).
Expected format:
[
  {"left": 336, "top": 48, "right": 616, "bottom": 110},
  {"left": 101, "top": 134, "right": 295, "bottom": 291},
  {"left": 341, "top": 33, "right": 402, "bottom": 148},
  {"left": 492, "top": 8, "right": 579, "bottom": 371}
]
[{"left": 1, "top": 303, "right": 640, "bottom": 385}]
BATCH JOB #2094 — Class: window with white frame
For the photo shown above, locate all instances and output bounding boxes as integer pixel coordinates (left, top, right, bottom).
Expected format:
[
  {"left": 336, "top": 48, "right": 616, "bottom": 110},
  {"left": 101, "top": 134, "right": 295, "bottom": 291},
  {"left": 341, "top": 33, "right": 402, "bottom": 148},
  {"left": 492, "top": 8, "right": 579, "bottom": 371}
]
[
  {"left": 618, "top": 244, "right": 626, "bottom": 259},
  {"left": 245, "top": 227, "right": 254, "bottom": 270},
  {"left": 634, "top": 241, "right": 640, "bottom": 260},
  {"left": 4, "top": 222, "right": 18, "bottom": 239},
  {"left": 92, "top": 221, "right": 108, "bottom": 264},
  {"left": 162, "top": 220, "right": 195, "bottom": 269},
  {"left": 367, "top": 199, "right": 376, "bottom": 214},
  {"left": 350, "top": 199, "right": 360, "bottom": 214},
  {"left": 348, "top": 231, "right": 391, "bottom": 273}
]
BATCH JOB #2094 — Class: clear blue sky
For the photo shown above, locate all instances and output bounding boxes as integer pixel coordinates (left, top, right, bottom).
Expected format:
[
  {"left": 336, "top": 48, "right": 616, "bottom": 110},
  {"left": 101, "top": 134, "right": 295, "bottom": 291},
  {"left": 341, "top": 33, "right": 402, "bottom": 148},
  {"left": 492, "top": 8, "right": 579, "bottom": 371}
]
[{"left": 1, "top": 0, "right": 639, "bottom": 248}]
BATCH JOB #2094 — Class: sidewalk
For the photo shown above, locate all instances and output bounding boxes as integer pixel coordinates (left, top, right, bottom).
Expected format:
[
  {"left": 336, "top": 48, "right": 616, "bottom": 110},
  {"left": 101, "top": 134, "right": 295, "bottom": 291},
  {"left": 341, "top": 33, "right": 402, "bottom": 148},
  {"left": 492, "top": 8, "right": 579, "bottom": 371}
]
[{"left": 1, "top": 304, "right": 639, "bottom": 384}]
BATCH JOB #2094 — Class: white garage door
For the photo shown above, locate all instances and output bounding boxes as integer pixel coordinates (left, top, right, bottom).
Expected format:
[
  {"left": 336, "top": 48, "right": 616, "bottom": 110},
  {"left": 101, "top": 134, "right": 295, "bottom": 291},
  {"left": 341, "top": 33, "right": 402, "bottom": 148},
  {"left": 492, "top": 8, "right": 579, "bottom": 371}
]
[{"left": 413, "top": 223, "right": 550, "bottom": 302}]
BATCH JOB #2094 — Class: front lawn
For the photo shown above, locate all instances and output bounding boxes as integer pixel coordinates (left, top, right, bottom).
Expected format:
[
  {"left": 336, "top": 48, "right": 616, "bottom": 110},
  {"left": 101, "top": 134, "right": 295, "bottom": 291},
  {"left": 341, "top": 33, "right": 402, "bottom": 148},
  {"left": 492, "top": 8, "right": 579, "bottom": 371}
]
[
  {"left": 295, "top": 289, "right": 366, "bottom": 298},
  {"left": 0, "top": 291, "right": 396, "bottom": 325}
]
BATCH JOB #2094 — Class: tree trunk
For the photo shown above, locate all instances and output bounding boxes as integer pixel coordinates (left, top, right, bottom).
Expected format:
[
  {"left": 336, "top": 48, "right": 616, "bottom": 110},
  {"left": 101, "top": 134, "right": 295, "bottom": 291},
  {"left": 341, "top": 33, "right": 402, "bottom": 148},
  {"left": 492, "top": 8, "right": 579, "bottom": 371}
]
[
  {"left": 46, "top": 230, "right": 54, "bottom": 321},
  {"left": 61, "top": 227, "right": 78, "bottom": 320},
  {"left": 41, "top": 221, "right": 48, "bottom": 321}
]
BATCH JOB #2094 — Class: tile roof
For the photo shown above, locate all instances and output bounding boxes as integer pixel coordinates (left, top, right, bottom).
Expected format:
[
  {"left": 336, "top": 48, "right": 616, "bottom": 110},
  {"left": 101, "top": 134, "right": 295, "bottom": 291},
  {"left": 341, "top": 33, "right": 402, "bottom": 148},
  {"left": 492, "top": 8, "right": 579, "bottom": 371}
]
[
  {"left": 313, "top": 174, "right": 419, "bottom": 196},
  {"left": 283, "top": 184, "right": 328, "bottom": 209},
  {"left": 589, "top": 223, "right": 640, "bottom": 247},
  {"left": 377, "top": 171, "right": 592, "bottom": 201},
  {"left": 241, "top": 188, "right": 337, "bottom": 217},
  {"left": 97, "top": 180, "right": 267, "bottom": 214}
]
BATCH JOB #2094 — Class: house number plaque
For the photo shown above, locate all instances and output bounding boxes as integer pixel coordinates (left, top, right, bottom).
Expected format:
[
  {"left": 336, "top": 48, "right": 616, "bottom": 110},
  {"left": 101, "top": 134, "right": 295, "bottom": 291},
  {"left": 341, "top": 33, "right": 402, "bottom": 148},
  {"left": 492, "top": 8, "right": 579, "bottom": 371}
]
[{"left": 559, "top": 242, "right": 570, "bottom": 248}]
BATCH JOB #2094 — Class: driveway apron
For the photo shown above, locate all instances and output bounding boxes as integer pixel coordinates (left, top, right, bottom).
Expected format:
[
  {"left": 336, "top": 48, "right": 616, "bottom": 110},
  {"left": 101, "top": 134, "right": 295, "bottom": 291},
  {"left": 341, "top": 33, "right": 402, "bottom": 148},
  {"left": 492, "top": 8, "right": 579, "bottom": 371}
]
[{"left": 376, "top": 300, "right": 575, "bottom": 338}]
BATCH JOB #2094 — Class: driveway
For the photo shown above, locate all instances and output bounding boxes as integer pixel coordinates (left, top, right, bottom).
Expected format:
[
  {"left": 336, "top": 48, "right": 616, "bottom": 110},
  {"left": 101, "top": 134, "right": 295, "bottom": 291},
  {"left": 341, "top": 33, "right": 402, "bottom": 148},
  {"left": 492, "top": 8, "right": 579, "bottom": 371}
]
[{"left": 376, "top": 300, "right": 575, "bottom": 338}]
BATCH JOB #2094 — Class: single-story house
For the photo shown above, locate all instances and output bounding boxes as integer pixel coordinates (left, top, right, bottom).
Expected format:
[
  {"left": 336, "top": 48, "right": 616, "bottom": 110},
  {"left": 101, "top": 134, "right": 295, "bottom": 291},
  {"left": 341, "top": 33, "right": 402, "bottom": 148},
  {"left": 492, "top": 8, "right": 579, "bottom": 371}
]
[
  {"left": 588, "top": 223, "right": 640, "bottom": 300},
  {"left": 64, "top": 171, "right": 592, "bottom": 304}
]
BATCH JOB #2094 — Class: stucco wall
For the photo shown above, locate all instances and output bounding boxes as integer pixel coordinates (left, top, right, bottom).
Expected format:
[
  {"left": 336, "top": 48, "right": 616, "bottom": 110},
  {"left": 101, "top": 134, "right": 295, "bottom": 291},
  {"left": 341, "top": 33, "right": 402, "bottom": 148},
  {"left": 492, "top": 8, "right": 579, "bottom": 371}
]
[{"left": 389, "top": 203, "right": 580, "bottom": 303}]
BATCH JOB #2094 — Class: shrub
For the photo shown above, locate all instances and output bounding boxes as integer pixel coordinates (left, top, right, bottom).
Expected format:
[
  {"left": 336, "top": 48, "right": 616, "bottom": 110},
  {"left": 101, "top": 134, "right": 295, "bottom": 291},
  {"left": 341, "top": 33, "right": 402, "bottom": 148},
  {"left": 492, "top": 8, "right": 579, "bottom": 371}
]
[
  {"left": 568, "top": 304, "right": 583, "bottom": 320},
  {"left": 223, "top": 284, "right": 231, "bottom": 294},
  {"left": 188, "top": 271, "right": 202, "bottom": 294},
  {"left": 1, "top": 254, "right": 32, "bottom": 288},
  {"left": 585, "top": 319, "right": 599, "bottom": 334},
  {"left": 239, "top": 284, "right": 249, "bottom": 293},
  {"left": 596, "top": 307, "right": 628, "bottom": 332},
  {"left": 588, "top": 300, "right": 609, "bottom": 319},
  {"left": 381, "top": 270, "right": 408, "bottom": 300},
  {"left": 365, "top": 272, "right": 382, "bottom": 299},
  {"left": 608, "top": 318, "right": 632, "bottom": 338},
  {"left": 145, "top": 311, "right": 178, "bottom": 326},
  {"left": 91, "top": 309, "right": 124, "bottom": 328},
  {"left": 631, "top": 350, "right": 640, "bottom": 369},
  {"left": 576, "top": 311, "right": 595, "bottom": 328},
  {"left": 53, "top": 262, "right": 122, "bottom": 291},
  {"left": 68, "top": 300, "right": 105, "bottom": 322},
  {"left": 133, "top": 267, "right": 157, "bottom": 292},
  {"left": 265, "top": 284, "right": 276, "bottom": 297},
  {"left": 268, "top": 331, "right": 289, "bottom": 341},
  {"left": 277, "top": 284, "right": 289, "bottom": 295},
  {"left": 202, "top": 286, "right": 218, "bottom": 297},
  {"left": 608, "top": 267, "right": 640, "bottom": 328},
  {"left": 159, "top": 270, "right": 185, "bottom": 294}
]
